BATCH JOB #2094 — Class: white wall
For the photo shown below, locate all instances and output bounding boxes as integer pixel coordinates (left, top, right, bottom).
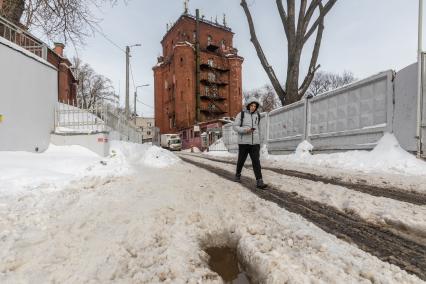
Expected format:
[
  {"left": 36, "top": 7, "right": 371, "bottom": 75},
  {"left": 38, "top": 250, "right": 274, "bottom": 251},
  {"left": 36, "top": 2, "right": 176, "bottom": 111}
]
[
  {"left": 51, "top": 133, "right": 110, "bottom": 157},
  {"left": 0, "top": 40, "right": 57, "bottom": 152},
  {"left": 393, "top": 63, "right": 418, "bottom": 152}
]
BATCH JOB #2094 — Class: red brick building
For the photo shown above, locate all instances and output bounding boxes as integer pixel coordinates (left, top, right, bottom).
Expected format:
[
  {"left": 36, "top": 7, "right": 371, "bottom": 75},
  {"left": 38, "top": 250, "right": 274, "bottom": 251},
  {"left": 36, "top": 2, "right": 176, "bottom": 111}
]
[
  {"left": 153, "top": 12, "right": 243, "bottom": 144},
  {"left": 48, "top": 43, "right": 78, "bottom": 104}
]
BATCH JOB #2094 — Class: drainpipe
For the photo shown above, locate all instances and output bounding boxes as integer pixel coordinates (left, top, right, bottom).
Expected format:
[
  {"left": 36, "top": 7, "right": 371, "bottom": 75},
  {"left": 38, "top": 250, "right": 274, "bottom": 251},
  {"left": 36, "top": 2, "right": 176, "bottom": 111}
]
[
  {"left": 417, "top": 0, "right": 424, "bottom": 158},
  {"left": 195, "top": 9, "right": 201, "bottom": 123}
]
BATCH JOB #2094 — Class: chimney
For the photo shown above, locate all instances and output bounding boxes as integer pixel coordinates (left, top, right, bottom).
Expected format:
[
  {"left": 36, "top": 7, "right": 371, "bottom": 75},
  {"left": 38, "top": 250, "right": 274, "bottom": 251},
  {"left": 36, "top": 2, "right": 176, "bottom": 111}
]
[{"left": 53, "top": 42, "right": 65, "bottom": 57}]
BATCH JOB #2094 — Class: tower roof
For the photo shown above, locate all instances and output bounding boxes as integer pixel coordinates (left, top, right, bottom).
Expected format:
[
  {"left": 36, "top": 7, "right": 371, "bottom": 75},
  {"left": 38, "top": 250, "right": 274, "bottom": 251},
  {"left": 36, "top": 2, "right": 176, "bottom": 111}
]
[{"left": 161, "top": 13, "right": 234, "bottom": 44}]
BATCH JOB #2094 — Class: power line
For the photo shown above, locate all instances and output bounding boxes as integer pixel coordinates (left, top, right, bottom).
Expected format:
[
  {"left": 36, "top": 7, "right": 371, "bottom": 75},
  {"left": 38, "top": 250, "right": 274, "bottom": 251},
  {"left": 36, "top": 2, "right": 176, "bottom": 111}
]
[
  {"left": 92, "top": 25, "right": 125, "bottom": 53},
  {"left": 136, "top": 98, "right": 154, "bottom": 109},
  {"left": 129, "top": 62, "right": 137, "bottom": 90}
]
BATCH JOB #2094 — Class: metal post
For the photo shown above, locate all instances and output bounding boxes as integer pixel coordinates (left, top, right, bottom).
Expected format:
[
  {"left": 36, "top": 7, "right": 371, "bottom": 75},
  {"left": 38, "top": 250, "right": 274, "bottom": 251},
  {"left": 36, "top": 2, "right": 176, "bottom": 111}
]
[
  {"left": 417, "top": 0, "right": 424, "bottom": 158},
  {"left": 134, "top": 90, "right": 137, "bottom": 116},
  {"left": 125, "top": 46, "right": 130, "bottom": 118}
]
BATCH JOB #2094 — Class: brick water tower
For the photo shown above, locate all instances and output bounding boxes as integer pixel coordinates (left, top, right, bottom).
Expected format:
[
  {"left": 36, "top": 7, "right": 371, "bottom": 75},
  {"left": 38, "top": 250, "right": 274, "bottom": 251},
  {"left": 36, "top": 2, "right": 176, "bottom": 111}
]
[{"left": 153, "top": 7, "right": 243, "bottom": 134}]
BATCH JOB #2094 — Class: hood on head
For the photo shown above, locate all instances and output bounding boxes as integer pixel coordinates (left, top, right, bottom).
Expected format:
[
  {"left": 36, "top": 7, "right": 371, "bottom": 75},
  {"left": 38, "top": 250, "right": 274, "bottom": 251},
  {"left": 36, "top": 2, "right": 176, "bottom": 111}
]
[{"left": 245, "top": 96, "right": 261, "bottom": 111}]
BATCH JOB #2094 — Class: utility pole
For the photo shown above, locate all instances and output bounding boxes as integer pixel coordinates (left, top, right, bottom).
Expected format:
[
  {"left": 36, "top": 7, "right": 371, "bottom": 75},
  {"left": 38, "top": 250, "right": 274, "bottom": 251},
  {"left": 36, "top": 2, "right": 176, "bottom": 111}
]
[
  {"left": 125, "top": 44, "right": 141, "bottom": 118},
  {"left": 125, "top": 46, "right": 130, "bottom": 117}
]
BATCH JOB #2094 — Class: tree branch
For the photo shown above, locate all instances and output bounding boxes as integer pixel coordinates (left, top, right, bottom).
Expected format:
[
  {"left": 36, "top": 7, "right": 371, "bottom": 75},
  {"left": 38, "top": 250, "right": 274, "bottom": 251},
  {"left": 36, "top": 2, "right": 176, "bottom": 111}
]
[
  {"left": 296, "top": 0, "right": 307, "bottom": 43},
  {"left": 304, "top": 0, "right": 337, "bottom": 43},
  {"left": 240, "top": 0, "right": 286, "bottom": 101},
  {"left": 299, "top": 4, "right": 325, "bottom": 98},
  {"left": 275, "top": 0, "right": 289, "bottom": 38}
]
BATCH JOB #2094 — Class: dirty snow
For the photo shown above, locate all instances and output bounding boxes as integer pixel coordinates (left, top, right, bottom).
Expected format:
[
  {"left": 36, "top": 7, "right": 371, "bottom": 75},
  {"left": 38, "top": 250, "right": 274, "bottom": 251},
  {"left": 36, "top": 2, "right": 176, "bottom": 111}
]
[{"left": 0, "top": 140, "right": 424, "bottom": 283}]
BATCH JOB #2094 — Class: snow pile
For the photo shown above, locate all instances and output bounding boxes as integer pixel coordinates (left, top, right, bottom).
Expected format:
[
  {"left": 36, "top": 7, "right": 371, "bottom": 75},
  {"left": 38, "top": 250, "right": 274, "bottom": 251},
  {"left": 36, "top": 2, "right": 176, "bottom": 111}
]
[
  {"left": 0, "top": 144, "right": 112, "bottom": 193},
  {"left": 294, "top": 140, "right": 313, "bottom": 157},
  {"left": 0, "top": 141, "right": 180, "bottom": 194},
  {"left": 270, "top": 133, "right": 426, "bottom": 176},
  {"left": 110, "top": 140, "right": 180, "bottom": 168}
]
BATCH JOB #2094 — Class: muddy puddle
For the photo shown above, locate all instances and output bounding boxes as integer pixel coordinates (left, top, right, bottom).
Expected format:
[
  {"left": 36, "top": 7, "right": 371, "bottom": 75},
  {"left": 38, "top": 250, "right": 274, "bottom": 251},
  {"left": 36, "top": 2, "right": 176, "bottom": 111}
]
[{"left": 205, "top": 246, "right": 250, "bottom": 284}]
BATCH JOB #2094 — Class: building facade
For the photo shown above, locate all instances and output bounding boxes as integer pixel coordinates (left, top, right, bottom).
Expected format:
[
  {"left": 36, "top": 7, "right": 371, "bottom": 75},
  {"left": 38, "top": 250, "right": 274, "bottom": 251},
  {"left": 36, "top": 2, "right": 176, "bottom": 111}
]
[
  {"left": 48, "top": 42, "right": 78, "bottom": 104},
  {"left": 135, "top": 117, "right": 155, "bottom": 142},
  {"left": 0, "top": 14, "right": 77, "bottom": 104},
  {"left": 153, "top": 12, "right": 243, "bottom": 137}
]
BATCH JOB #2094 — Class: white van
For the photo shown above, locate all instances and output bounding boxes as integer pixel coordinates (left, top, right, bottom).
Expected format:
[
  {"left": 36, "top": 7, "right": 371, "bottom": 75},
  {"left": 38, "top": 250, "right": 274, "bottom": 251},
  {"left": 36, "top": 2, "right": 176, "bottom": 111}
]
[{"left": 160, "top": 134, "right": 182, "bottom": 151}]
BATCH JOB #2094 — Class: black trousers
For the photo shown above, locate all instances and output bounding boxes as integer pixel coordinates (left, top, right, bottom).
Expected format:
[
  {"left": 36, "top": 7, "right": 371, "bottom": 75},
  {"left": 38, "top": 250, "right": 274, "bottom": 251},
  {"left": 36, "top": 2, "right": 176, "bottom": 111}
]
[{"left": 236, "top": 144, "right": 262, "bottom": 180}]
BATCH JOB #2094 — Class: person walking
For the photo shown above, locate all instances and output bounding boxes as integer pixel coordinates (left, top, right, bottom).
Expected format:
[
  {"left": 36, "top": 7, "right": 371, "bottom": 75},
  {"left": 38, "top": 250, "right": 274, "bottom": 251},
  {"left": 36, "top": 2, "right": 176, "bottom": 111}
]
[{"left": 232, "top": 96, "right": 267, "bottom": 189}]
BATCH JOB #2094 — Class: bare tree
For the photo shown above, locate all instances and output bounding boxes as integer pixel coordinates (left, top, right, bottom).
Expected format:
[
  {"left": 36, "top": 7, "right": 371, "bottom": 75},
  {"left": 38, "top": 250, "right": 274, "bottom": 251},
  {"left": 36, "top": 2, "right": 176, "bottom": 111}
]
[
  {"left": 0, "top": 0, "right": 25, "bottom": 23},
  {"left": 72, "top": 57, "right": 118, "bottom": 109},
  {"left": 244, "top": 84, "right": 281, "bottom": 112},
  {"left": 241, "top": 0, "right": 337, "bottom": 106},
  {"left": 306, "top": 70, "right": 355, "bottom": 97},
  {"left": 0, "top": 0, "right": 122, "bottom": 44}
]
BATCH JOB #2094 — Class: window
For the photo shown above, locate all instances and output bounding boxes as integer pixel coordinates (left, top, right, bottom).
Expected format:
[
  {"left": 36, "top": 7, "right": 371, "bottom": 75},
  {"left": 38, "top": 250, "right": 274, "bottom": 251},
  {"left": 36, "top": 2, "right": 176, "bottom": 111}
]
[
  {"left": 147, "top": 131, "right": 151, "bottom": 136},
  {"left": 221, "top": 39, "right": 226, "bottom": 50},
  {"left": 207, "top": 35, "right": 212, "bottom": 45},
  {"left": 147, "top": 122, "right": 151, "bottom": 127},
  {"left": 207, "top": 59, "right": 214, "bottom": 67}
]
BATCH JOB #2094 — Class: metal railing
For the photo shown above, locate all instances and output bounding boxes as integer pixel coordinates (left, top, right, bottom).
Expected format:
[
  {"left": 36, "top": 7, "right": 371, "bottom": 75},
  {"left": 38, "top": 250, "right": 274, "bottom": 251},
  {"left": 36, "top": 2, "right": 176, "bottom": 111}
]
[
  {"left": 55, "top": 101, "right": 143, "bottom": 143},
  {"left": 0, "top": 15, "right": 47, "bottom": 59}
]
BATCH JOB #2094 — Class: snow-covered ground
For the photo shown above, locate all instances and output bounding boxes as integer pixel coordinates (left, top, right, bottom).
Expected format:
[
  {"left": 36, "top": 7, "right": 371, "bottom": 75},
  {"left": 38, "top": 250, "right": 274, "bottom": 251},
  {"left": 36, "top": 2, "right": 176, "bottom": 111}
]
[
  {"left": 0, "top": 140, "right": 425, "bottom": 283},
  {"left": 205, "top": 134, "right": 426, "bottom": 193}
]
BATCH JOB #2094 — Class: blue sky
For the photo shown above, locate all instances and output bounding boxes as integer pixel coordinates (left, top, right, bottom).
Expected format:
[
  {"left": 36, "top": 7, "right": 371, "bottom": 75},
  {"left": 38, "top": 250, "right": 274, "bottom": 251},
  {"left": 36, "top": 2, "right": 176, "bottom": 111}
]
[{"left": 60, "top": 0, "right": 420, "bottom": 117}]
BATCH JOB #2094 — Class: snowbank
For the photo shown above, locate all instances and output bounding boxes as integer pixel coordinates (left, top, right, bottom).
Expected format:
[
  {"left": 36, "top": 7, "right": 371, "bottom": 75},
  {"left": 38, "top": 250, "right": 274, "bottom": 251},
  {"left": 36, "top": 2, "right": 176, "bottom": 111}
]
[
  {"left": 0, "top": 141, "right": 180, "bottom": 195},
  {"left": 270, "top": 133, "right": 426, "bottom": 176},
  {"left": 110, "top": 141, "right": 180, "bottom": 168}
]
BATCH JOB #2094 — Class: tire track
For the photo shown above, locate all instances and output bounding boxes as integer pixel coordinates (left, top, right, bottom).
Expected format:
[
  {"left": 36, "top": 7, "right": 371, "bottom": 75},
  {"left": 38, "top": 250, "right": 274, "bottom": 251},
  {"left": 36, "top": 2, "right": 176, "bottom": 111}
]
[
  {"left": 179, "top": 153, "right": 426, "bottom": 205},
  {"left": 179, "top": 155, "right": 426, "bottom": 281}
]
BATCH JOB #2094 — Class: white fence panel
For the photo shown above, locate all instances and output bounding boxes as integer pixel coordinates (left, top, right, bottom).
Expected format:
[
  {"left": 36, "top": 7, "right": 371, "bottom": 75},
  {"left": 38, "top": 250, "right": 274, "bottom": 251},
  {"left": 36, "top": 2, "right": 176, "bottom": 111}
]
[
  {"left": 308, "top": 71, "right": 394, "bottom": 151},
  {"left": 267, "top": 101, "right": 305, "bottom": 153},
  {"left": 221, "top": 70, "right": 399, "bottom": 154}
]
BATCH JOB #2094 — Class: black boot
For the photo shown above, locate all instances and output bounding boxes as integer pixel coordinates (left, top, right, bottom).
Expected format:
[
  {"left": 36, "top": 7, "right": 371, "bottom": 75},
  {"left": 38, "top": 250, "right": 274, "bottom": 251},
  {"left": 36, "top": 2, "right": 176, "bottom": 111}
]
[
  {"left": 256, "top": 179, "right": 267, "bottom": 189},
  {"left": 234, "top": 174, "right": 241, "bottom": 183}
]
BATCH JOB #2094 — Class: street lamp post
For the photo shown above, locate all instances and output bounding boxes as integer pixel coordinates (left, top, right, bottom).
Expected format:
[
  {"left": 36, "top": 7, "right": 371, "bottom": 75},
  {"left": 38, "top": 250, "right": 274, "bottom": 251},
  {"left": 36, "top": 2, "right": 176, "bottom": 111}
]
[
  {"left": 125, "top": 43, "right": 141, "bottom": 118},
  {"left": 134, "top": 84, "right": 150, "bottom": 117}
]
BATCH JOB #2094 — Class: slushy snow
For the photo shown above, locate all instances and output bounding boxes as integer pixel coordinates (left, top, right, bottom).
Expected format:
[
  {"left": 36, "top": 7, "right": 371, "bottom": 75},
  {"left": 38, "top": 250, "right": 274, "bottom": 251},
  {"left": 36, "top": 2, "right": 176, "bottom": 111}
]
[{"left": 0, "top": 138, "right": 425, "bottom": 283}]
